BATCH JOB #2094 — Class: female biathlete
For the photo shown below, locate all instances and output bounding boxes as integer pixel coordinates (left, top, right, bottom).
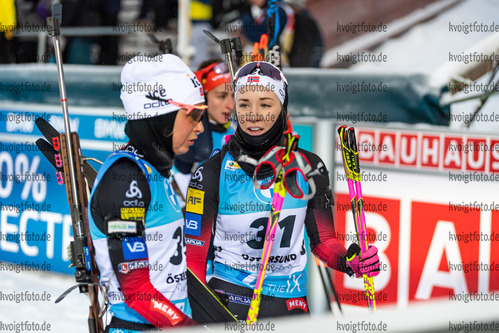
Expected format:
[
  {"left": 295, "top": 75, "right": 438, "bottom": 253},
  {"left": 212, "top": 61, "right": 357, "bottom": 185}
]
[
  {"left": 184, "top": 61, "right": 380, "bottom": 319},
  {"left": 88, "top": 54, "right": 206, "bottom": 331},
  {"left": 173, "top": 59, "right": 236, "bottom": 197}
]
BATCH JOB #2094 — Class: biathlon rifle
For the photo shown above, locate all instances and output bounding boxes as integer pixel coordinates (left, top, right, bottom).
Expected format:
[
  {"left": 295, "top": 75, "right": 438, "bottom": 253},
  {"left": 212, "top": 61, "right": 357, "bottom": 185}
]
[
  {"left": 42, "top": 4, "right": 104, "bottom": 332},
  {"left": 203, "top": 30, "right": 242, "bottom": 89}
]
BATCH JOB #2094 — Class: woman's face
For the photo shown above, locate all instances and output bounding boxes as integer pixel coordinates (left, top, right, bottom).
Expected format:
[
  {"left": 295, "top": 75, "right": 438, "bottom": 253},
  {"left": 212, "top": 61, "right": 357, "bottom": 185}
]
[
  {"left": 235, "top": 87, "right": 281, "bottom": 136},
  {"left": 206, "top": 83, "right": 234, "bottom": 125},
  {"left": 172, "top": 108, "right": 204, "bottom": 154}
]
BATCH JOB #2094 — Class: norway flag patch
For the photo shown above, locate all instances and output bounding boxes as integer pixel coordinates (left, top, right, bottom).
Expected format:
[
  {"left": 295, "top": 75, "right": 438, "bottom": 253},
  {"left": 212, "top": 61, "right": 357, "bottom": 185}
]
[{"left": 247, "top": 76, "right": 260, "bottom": 83}]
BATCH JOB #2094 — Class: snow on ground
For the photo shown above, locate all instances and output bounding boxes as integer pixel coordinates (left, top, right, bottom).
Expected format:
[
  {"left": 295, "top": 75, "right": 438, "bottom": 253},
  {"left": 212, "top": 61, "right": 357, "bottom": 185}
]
[
  {"left": 0, "top": 269, "right": 95, "bottom": 332},
  {"left": 0, "top": 268, "right": 371, "bottom": 332},
  {"left": 6, "top": 267, "right": 498, "bottom": 333}
]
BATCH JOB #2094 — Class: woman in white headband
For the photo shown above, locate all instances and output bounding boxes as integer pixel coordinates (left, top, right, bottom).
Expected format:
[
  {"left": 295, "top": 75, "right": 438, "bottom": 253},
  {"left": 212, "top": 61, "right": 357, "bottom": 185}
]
[{"left": 88, "top": 54, "right": 205, "bottom": 331}]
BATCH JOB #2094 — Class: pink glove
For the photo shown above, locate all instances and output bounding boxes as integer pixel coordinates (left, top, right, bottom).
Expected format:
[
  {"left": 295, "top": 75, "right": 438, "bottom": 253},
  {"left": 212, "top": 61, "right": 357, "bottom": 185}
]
[{"left": 345, "top": 243, "right": 380, "bottom": 278}]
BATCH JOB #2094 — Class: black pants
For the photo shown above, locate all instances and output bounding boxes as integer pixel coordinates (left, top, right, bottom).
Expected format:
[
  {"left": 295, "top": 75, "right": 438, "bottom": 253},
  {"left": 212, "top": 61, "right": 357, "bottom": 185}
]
[
  {"left": 208, "top": 278, "right": 310, "bottom": 320},
  {"left": 105, "top": 317, "right": 159, "bottom": 332}
]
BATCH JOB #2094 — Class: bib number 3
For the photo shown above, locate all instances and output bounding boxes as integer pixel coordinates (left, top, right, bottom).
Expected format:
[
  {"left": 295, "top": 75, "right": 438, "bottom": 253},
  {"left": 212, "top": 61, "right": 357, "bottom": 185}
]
[
  {"left": 170, "top": 227, "right": 184, "bottom": 265},
  {"left": 246, "top": 215, "right": 296, "bottom": 250}
]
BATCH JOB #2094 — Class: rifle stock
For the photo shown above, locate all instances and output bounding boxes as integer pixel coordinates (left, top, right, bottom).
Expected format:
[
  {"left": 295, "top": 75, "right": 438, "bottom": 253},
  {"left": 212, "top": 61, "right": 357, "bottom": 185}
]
[{"left": 58, "top": 133, "right": 103, "bottom": 333}]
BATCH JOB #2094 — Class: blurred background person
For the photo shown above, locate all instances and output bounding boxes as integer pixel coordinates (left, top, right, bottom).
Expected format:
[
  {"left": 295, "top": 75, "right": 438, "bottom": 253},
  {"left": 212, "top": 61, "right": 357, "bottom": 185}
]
[
  {"left": 212, "top": 0, "right": 323, "bottom": 67},
  {"left": 0, "top": 0, "right": 49, "bottom": 63},
  {"left": 0, "top": 0, "right": 17, "bottom": 63},
  {"left": 61, "top": 0, "right": 122, "bottom": 65},
  {"left": 190, "top": 0, "right": 216, "bottom": 67},
  {"left": 173, "top": 58, "right": 236, "bottom": 199}
]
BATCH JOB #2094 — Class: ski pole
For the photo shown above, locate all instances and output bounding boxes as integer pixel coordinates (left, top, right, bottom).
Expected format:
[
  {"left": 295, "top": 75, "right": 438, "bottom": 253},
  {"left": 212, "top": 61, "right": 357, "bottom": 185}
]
[
  {"left": 337, "top": 125, "right": 376, "bottom": 311},
  {"left": 313, "top": 256, "right": 332, "bottom": 312},
  {"left": 313, "top": 256, "right": 343, "bottom": 314},
  {"left": 322, "top": 261, "right": 343, "bottom": 313},
  {"left": 246, "top": 118, "right": 299, "bottom": 324},
  {"left": 47, "top": 4, "right": 82, "bottom": 239}
]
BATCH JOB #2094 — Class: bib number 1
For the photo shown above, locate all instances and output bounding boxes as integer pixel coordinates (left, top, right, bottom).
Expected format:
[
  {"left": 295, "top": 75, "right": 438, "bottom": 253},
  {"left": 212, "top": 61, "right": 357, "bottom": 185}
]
[{"left": 246, "top": 215, "right": 295, "bottom": 250}]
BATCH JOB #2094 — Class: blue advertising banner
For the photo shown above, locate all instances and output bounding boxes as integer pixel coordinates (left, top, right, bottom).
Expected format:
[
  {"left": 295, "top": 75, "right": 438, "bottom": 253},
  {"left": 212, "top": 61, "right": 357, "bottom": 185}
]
[{"left": 0, "top": 105, "right": 127, "bottom": 274}]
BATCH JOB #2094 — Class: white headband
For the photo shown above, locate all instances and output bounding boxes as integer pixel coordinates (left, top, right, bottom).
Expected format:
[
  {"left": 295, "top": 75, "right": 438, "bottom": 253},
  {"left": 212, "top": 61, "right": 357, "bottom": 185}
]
[{"left": 234, "top": 73, "right": 286, "bottom": 106}]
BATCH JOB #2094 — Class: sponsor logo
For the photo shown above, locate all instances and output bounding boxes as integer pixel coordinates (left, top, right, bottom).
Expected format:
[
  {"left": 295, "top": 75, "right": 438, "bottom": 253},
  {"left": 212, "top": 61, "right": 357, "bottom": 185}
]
[
  {"left": 254, "top": 184, "right": 273, "bottom": 205},
  {"left": 126, "top": 180, "right": 143, "bottom": 198},
  {"left": 192, "top": 167, "right": 203, "bottom": 181},
  {"left": 186, "top": 188, "right": 204, "bottom": 214},
  {"left": 343, "top": 128, "right": 499, "bottom": 173},
  {"left": 286, "top": 298, "right": 308, "bottom": 312},
  {"left": 120, "top": 207, "right": 145, "bottom": 220},
  {"left": 122, "top": 199, "right": 145, "bottom": 207},
  {"left": 122, "top": 237, "right": 147, "bottom": 260},
  {"left": 94, "top": 118, "right": 126, "bottom": 139},
  {"left": 189, "top": 75, "right": 202, "bottom": 88},
  {"left": 185, "top": 219, "right": 198, "bottom": 230},
  {"left": 150, "top": 299, "right": 182, "bottom": 325},
  {"left": 227, "top": 293, "right": 251, "bottom": 305},
  {"left": 144, "top": 89, "right": 169, "bottom": 109},
  {"left": 184, "top": 212, "right": 201, "bottom": 236},
  {"left": 188, "top": 181, "right": 203, "bottom": 190},
  {"left": 122, "top": 145, "right": 145, "bottom": 158},
  {"left": 108, "top": 220, "right": 137, "bottom": 234},
  {"left": 118, "top": 260, "right": 148, "bottom": 274},
  {"left": 185, "top": 238, "right": 205, "bottom": 246},
  {"left": 126, "top": 240, "right": 145, "bottom": 252},
  {"left": 225, "top": 160, "right": 241, "bottom": 171},
  {"left": 166, "top": 271, "right": 187, "bottom": 284}
]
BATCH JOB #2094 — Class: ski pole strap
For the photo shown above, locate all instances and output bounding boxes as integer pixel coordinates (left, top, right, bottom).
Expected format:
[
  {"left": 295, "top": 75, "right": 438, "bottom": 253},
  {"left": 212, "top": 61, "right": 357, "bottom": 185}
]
[
  {"left": 251, "top": 146, "right": 325, "bottom": 200},
  {"left": 238, "top": 119, "right": 326, "bottom": 200},
  {"left": 338, "top": 125, "right": 361, "bottom": 182},
  {"left": 55, "top": 281, "right": 110, "bottom": 319}
]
